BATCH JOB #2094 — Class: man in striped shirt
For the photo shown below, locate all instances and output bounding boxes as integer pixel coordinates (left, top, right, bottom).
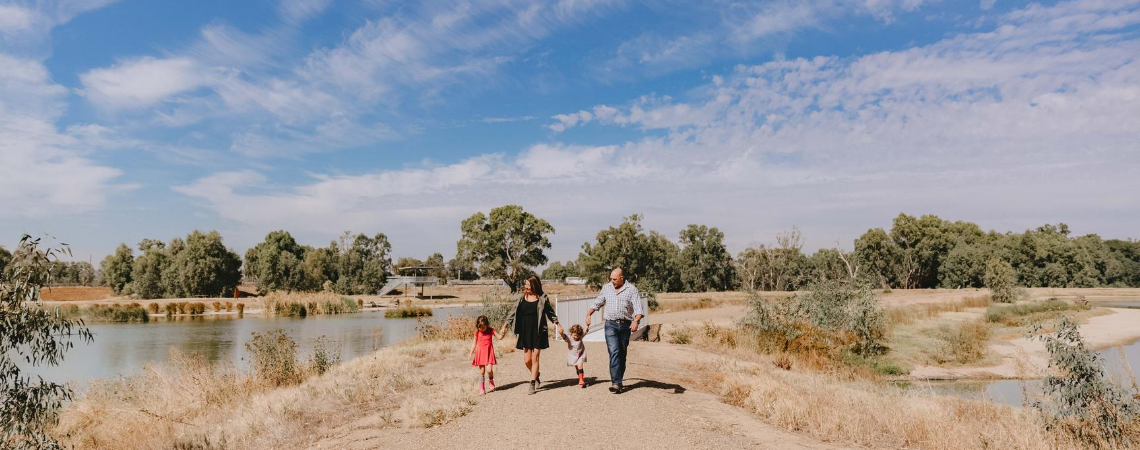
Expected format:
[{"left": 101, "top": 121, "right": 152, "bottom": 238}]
[{"left": 585, "top": 268, "right": 644, "bottom": 394}]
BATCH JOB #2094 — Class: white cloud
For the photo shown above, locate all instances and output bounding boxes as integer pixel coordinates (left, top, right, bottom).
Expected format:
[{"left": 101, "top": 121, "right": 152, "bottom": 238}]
[
  {"left": 0, "top": 5, "right": 34, "bottom": 32},
  {"left": 278, "top": 0, "right": 333, "bottom": 22},
  {"left": 79, "top": 57, "right": 212, "bottom": 109},
  {"left": 0, "top": 54, "right": 129, "bottom": 218},
  {"left": 178, "top": 0, "right": 1140, "bottom": 259}
]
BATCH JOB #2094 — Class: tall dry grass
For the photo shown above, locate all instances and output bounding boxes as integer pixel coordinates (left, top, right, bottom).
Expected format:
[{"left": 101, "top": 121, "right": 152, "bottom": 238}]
[
  {"left": 697, "top": 355, "right": 1077, "bottom": 450},
  {"left": 888, "top": 295, "right": 991, "bottom": 325},
  {"left": 260, "top": 291, "right": 359, "bottom": 317},
  {"left": 55, "top": 340, "right": 475, "bottom": 449}
]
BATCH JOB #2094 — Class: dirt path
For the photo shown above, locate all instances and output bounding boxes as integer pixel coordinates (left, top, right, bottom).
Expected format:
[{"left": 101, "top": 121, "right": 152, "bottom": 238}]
[{"left": 309, "top": 341, "right": 849, "bottom": 449}]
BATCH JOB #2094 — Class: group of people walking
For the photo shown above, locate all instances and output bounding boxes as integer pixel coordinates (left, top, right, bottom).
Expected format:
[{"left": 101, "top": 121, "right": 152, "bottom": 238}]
[{"left": 468, "top": 268, "right": 645, "bottom": 395}]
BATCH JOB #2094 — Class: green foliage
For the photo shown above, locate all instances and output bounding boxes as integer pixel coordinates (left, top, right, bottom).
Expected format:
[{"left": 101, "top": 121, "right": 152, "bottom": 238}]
[
  {"left": 541, "top": 260, "right": 581, "bottom": 281},
  {"left": 938, "top": 243, "right": 991, "bottom": 288},
  {"left": 423, "top": 252, "right": 449, "bottom": 284},
  {"left": 0, "top": 245, "right": 11, "bottom": 275},
  {"left": 985, "top": 257, "right": 1024, "bottom": 303},
  {"left": 736, "top": 228, "right": 809, "bottom": 291},
  {"left": 446, "top": 254, "right": 480, "bottom": 281},
  {"left": 330, "top": 232, "right": 392, "bottom": 295},
  {"left": 677, "top": 224, "right": 736, "bottom": 292},
  {"left": 245, "top": 330, "right": 301, "bottom": 387},
  {"left": 244, "top": 230, "right": 307, "bottom": 294},
  {"left": 175, "top": 231, "right": 243, "bottom": 297},
  {"left": 308, "top": 336, "right": 341, "bottom": 376},
  {"left": 98, "top": 244, "right": 134, "bottom": 294},
  {"left": 1, "top": 235, "right": 93, "bottom": 449},
  {"left": 457, "top": 205, "right": 554, "bottom": 292},
  {"left": 45, "top": 261, "right": 96, "bottom": 286},
  {"left": 742, "top": 279, "right": 887, "bottom": 355},
  {"left": 131, "top": 239, "right": 170, "bottom": 299},
  {"left": 1034, "top": 317, "right": 1140, "bottom": 447},
  {"left": 578, "top": 214, "right": 682, "bottom": 292}
]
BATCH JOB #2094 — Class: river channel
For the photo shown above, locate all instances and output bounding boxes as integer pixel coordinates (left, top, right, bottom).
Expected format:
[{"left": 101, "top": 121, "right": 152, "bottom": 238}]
[{"left": 26, "top": 307, "right": 479, "bottom": 386}]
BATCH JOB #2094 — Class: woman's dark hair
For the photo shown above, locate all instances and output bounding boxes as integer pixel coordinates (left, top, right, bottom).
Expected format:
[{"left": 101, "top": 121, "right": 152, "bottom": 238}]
[
  {"left": 525, "top": 275, "right": 544, "bottom": 297},
  {"left": 475, "top": 315, "right": 489, "bottom": 331}
]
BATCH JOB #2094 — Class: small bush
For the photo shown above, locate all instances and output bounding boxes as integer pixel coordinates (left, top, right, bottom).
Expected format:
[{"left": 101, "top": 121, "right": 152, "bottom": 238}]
[
  {"left": 236, "top": 303, "right": 245, "bottom": 315},
  {"left": 742, "top": 280, "right": 887, "bottom": 355},
  {"left": 147, "top": 303, "right": 160, "bottom": 314},
  {"left": 357, "top": 299, "right": 364, "bottom": 309},
  {"left": 479, "top": 288, "right": 512, "bottom": 327},
  {"left": 225, "top": 301, "right": 233, "bottom": 312},
  {"left": 985, "top": 258, "right": 1025, "bottom": 303},
  {"left": 212, "top": 301, "right": 222, "bottom": 312},
  {"left": 308, "top": 336, "right": 341, "bottom": 376},
  {"left": 245, "top": 329, "right": 300, "bottom": 386},
  {"left": 164, "top": 303, "right": 176, "bottom": 317},
  {"left": 188, "top": 302, "right": 206, "bottom": 315},
  {"left": 669, "top": 325, "right": 692, "bottom": 344},
  {"left": 935, "top": 320, "right": 991, "bottom": 364},
  {"left": 418, "top": 317, "right": 471, "bottom": 341}
]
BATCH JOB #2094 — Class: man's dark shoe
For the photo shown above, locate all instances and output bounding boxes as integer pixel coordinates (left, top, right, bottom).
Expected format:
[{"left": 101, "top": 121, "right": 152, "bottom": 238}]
[
  {"left": 613, "top": 386, "right": 623, "bottom": 394},
  {"left": 609, "top": 385, "right": 619, "bottom": 393}
]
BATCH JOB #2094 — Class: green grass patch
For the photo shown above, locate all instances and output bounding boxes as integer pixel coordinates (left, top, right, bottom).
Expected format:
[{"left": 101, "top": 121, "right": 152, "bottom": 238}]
[
  {"left": 842, "top": 353, "right": 913, "bottom": 375},
  {"left": 984, "top": 299, "right": 1077, "bottom": 326}
]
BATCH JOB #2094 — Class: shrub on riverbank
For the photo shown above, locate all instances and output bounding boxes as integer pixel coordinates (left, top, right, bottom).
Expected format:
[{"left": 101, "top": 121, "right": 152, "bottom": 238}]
[
  {"left": 261, "top": 291, "right": 359, "bottom": 317},
  {"left": 385, "top": 305, "right": 433, "bottom": 318},
  {"left": 934, "top": 320, "right": 991, "bottom": 364},
  {"left": 742, "top": 280, "right": 887, "bottom": 355},
  {"left": 59, "top": 303, "right": 149, "bottom": 323}
]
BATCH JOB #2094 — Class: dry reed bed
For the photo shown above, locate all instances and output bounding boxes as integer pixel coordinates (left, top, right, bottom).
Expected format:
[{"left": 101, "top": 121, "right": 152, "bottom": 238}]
[
  {"left": 56, "top": 340, "right": 475, "bottom": 449},
  {"left": 260, "top": 291, "right": 359, "bottom": 317}
]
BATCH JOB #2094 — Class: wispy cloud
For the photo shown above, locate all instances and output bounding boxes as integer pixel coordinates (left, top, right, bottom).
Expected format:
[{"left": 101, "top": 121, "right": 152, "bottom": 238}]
[{"left": 177, "top": 0, "right": 1140, "bottom": 258}]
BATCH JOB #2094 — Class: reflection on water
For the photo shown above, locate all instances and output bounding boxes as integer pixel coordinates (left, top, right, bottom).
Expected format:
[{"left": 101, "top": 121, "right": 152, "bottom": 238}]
[
  {"left": 24, "top": 308, "right": 478, "bottom": 386},
  {"left": 900, "top": 338, "right": 1140, "bottom": 408},
  {"left": 1096, "top": 301, "right": 1140, "bottom": 309}
]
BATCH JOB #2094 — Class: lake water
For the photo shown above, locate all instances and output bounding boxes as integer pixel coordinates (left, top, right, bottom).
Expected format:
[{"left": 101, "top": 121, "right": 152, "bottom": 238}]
[
  {"left": 900, "top": 338, "right": 1140, "bottom": 408},
  {"left": 24, "top": 307, "right": 479, "bottom": 386}
]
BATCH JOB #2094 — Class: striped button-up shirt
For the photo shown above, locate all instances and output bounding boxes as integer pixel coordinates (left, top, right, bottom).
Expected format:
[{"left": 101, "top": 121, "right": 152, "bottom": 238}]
[{"left": 591, "top": 282, "right": 645, "bottom": 321}]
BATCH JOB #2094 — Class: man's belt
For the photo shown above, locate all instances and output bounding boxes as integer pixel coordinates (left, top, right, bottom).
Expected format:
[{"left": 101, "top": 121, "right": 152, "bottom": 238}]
[{"left": 607, "top": 318, "right": 632, "bottom": 324}]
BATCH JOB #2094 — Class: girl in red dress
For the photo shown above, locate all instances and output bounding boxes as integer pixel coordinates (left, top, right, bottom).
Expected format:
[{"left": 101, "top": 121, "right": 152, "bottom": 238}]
[{"left": 469, "top": 315, "right": 498, "bottom": 395}]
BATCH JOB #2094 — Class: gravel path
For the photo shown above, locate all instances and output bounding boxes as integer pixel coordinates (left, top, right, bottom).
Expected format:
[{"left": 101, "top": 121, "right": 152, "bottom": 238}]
[{"left": 310, "top": 340, "right": 849, "bottom": 449}]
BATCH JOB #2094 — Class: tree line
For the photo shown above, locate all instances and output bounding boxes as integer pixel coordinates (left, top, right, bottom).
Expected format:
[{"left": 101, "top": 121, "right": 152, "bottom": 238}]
[{"left": 12, "top": 209, "right": 1138, "bottom": 299}]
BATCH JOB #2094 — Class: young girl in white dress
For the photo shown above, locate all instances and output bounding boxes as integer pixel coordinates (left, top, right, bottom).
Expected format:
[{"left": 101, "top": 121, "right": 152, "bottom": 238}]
[{"left": 559, "top": 324, "right": 589, "bottom": 388}]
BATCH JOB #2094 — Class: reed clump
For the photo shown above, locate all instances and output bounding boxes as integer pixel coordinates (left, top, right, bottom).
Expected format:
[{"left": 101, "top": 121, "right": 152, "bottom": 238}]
[
  {"left": 61, "top": 303, "right": 150, "bottom": 323},
  {"left": 260, "top": 291, "right": 360, "bottom": 317},
  {"left": 985, "top": 299, "right": 1079, "bottom": 326},
  {"left": 386, "top": 305, "right": 433, "bottom": 318}
]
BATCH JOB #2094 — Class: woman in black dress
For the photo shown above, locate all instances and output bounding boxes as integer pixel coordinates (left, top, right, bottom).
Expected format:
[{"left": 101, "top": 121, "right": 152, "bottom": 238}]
[{"left": 500, "top": 275, "right": 561, "bottom": 395}]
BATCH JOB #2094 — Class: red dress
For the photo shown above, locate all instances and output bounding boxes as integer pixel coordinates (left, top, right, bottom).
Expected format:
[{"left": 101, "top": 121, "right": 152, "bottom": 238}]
[{"left": 471, "top": 328, "right": 497, "bottom": 366}]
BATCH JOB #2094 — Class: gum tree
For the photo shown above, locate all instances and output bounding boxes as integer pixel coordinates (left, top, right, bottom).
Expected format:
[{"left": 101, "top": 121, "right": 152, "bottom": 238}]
[
  {"left": 1, "top": 235, "right": 93, "bottom": 448},
  {"left": 457, "top": 205, "right": 554, "bottom": 293}
]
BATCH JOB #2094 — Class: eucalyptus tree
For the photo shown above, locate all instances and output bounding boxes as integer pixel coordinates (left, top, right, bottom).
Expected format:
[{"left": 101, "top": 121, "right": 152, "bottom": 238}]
[
  {"left": 457, "top": 205, "right": 554, "bottom": 292},
  {"left": 1, "top": 235, "right": 93, "bottom": 449}
]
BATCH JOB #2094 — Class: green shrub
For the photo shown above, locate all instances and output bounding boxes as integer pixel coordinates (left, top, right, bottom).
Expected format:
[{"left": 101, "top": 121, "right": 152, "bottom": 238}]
[
  {"left": 985, "top": 258, "right": 1024, "bottom": 303},
  {"left": 245, "top": 329, "right": 300, "bottom": 386},
  {"left": 308, "top": 336, "right": 341, "bottom": 376},
  {"left": 478, "top": 288, "right": 512, "bottom": 327},
  {"left": 1034, "top": 317, "right": 1140, "bottom": 447},
  {"left": 86, "top": 304, "right": 150, "bottom": 323}
]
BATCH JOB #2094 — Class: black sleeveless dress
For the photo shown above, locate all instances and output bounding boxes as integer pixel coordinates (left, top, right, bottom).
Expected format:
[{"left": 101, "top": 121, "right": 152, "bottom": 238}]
[{"left": 514, "top": 300, "right": 548, "bottom": 350}]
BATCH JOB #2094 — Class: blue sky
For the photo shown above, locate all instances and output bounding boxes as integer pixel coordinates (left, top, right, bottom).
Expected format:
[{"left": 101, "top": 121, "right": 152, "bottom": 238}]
[{"left": 1, "top": 0, "right": 1138, "bottom": 265}]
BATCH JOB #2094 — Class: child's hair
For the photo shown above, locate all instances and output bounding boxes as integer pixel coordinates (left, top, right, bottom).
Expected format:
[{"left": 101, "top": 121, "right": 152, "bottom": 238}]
[
  {"left": 475, "top": 315, "right": 490, "bottom": 332},
  {"left": 569, "top": 324, "right": 583, "bottom": 337}
]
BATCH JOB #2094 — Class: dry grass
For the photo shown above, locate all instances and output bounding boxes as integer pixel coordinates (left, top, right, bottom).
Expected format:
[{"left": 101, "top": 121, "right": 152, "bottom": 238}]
[
  {"left": 385, "top": 305, "right": 433, "bottom": 318},
  {"left": 889, "top": 295, "right": 991, "bottom": 325},
  {"left": 934, "top": 320, "right": 992, "bottom": 365},
  {"left": 260, "top": 291, "right": 359, "bottom": 317},
  {"left": 695, "top": 354, "right": 1078, "bottom": 450},
  {"left": 40, "top": 286, "right": 114, "bottom": 301},
  {"left": 55, "top": 340, "right": 475, "bottom": 449}
]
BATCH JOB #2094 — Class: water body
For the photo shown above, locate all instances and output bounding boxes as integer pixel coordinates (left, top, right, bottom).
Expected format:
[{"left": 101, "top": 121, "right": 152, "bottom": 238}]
[
  {"left": 25, "top": 307, "right": 479, "bottom": 386},
  {"left": 901, "top": 338, "right": 1140, "bottom": 408}
]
